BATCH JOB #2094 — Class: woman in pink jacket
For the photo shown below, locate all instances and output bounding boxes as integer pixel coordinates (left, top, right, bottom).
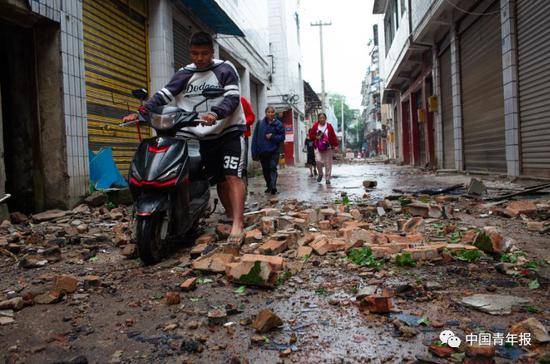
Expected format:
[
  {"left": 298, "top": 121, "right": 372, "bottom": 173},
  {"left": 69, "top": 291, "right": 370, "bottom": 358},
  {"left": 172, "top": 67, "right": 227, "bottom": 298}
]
[{"left": 308, "top": 113, "right": 338, "bottom": 185}]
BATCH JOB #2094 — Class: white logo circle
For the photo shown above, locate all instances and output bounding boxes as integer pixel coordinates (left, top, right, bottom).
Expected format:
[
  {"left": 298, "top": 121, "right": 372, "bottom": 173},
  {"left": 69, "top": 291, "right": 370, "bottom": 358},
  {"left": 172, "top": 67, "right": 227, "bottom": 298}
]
[
  {"left": 448, "top": 335, "right": 462, "bottom": 348},
  {"left": 439, "top": 330, "right": 455, "bottom": 344}
]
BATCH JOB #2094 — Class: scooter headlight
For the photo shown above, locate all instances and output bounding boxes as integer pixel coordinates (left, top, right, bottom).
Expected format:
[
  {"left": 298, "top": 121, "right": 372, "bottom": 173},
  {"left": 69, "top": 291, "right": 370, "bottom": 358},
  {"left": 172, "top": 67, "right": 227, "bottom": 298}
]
[
  {"left": 158, "top": 165, "right": 180, "bottom": 181},
  {"left": 151, "top": 113, "right": 177, "bottom": 130}
]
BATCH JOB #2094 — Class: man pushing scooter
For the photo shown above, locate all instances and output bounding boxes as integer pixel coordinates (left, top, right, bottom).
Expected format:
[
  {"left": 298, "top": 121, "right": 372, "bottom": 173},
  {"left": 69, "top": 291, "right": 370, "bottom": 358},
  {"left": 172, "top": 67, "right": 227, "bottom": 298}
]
[{"left": 123, "top": 32, "right": 246, "bottom": 246}]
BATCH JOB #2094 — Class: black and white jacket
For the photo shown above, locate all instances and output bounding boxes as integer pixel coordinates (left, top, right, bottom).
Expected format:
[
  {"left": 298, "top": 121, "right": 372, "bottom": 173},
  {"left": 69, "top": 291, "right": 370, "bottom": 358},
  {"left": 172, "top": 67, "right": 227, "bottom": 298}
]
[{"left": 145, "top": 59, "right": 245, "bottom": 139}]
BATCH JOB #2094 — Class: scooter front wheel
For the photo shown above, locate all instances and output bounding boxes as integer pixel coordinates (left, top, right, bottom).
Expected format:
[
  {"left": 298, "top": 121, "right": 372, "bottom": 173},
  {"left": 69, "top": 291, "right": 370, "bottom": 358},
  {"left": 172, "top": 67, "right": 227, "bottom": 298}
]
[{"left": 136, "top": 215, "right": 164, "bottom": 265}]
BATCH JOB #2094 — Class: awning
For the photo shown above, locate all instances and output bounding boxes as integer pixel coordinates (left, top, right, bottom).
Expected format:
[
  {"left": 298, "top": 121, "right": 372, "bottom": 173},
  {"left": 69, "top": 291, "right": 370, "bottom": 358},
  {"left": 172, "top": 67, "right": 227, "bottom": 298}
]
[{"left": 181, "top": 0, "right": 244, "bottom": 37}]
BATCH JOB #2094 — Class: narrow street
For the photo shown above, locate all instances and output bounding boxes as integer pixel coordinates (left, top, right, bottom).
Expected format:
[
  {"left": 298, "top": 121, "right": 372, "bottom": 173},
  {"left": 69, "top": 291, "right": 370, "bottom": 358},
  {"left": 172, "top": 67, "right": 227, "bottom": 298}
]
[{"left": 0, "top": 162, "right": 548, "bottom": 363}]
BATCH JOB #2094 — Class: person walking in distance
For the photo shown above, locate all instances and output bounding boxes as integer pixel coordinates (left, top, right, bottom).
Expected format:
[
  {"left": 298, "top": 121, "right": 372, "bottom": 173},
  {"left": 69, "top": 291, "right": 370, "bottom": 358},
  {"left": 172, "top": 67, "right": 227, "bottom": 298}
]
[
  {"left": 304, "top": 129, "right": 317, "bottom": 177},
  {"left": 251, "top": 106, "right": 285, "bottom": 194},
  {"left": 309, "top": 113, "right": 338, "bottom": 185}
]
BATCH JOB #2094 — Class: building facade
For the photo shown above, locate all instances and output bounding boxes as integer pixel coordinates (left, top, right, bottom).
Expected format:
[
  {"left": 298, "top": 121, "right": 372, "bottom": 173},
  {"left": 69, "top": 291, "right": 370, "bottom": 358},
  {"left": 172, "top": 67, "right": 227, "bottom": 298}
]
[
  {"left": 0, "top": 0, "right": 274, "bottom": 217},
  {"left": 267, "top": 0, "right": 305, "bottom": 165},
  {"left": 374, "top": 0, "right": 550, "bottom": 177}
]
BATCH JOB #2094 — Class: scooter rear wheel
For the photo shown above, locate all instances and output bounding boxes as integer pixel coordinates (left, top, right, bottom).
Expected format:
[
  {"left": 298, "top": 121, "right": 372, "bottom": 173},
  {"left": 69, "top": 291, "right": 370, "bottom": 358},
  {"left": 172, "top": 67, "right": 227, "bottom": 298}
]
[{"left": 136, "top": 215, "right": 163, "bottom": 265}]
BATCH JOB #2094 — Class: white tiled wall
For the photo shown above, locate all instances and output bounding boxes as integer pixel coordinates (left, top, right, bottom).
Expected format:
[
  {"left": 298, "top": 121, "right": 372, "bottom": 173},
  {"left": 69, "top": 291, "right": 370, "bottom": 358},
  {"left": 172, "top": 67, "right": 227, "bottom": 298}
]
[
  {"left": 30, "top": 0, "right": 89, "bottom": 204},
  {"left": 500, "top": 0, "right": 520, "bottom": 177},
  {"left": 149, "top": 0, "right": 174, "bottom": 93},
  {"left": 450, "top": 29, "right": 463, "bottom": 171}
]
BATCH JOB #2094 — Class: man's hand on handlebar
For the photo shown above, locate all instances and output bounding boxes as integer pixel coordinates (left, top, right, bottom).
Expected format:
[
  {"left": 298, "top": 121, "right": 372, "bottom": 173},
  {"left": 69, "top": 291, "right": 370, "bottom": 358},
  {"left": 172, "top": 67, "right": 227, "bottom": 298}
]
[{"left": 200, "top": 112, "right": 217, "bottom": 126}]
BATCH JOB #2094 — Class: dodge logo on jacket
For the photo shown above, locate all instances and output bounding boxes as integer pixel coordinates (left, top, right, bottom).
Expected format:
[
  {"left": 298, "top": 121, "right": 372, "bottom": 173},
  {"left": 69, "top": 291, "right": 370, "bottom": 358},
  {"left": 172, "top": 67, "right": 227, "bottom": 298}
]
[{"left": 144, "top": 59, "right": 245, "bottom": 140}]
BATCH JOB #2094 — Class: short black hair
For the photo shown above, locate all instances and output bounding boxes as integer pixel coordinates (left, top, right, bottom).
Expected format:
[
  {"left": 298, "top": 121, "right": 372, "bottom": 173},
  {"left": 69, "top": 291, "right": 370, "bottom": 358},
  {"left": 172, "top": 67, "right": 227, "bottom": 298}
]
[
  {"left": 190, "top": 31, "right": 213, "bottom": 48},
  {"left": 265, "top": 106, "right": 275, "bottom": 113},
  {"left": 318, "top": 112, "right": 327, "bottom": 119}
]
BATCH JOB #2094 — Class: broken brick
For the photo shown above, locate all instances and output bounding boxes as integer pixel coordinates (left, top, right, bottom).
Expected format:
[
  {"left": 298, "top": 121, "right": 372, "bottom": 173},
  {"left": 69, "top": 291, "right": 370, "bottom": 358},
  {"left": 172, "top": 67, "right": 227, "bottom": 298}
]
[
  {"left": 277, "top": 216, "right": 295, "bottom": 230},
  {"left": 252, "top": 309, "right": 283, "bottom": 333},
  {"left": 298, "top": 208, "right": 318, "bottom": 223},
  {"left": 318, "top": 220, "right": 331, "bottom": 230},
  {"left": 377, "top": 199, "right": 393, "bottom": 210},
  {"left": 386, "top": 233, "right": 423, "bottom": 245},
  {"left": 401, "top": 217, "right": 424, "bottom": 233},
  {"left": 296, "top": 246, "right": 313, "bottom": 258},
  {"left": 505, "top": 200, "right": 537, "bottom": 217},
  {"left": 244, "top": 229, "right": 263, "bottom": 245},
  {"left": 406, "top": 203, "right": 429, "bottom": 218},
  {"left": 349, "top": 209, "right": 362, "bottom": 220},
  {"left": 260, "top": 217, "right": 276, "bottom": 235},
  {"left": 310, "top": 237, "right": 346, "bottom": 255},
  {"left": 190, "top": 243, "right": 210, "bottom": 258},
  {"left": 462, "top": 229, "right": 480, "bottom": 244},
  {"left": 403, "top": 246, "right": 440, "bottom": 261},
  {"left": 259, "top": 240, "right": 288, "bottom": 255},
  {"left": 180, "top": 278, "right": 197, "bottom": 292},
  {"left": 54, "top": 275, "right": 78, "bottom": 294},
  {"left": 360, "top": 294, "right": 393, "bottom": 313},
  {"left": 241, "top": 254, "right": 284, "bottom": 270},
  {"left": 429, "top": 344, "right": 454, "bottom": 358},
  {"left": 510, "top": 317, "right": 550, "bottom": 344},
  {"left": 297, "top": 234, "right": 315, "bottom": 246},
  {"left": 192, "top": 247, "right": 238, "bottom": 273},
  {"left": 475, "top": 227, "right": 511, "bottom": 253},
  {"left": 34, "top": 290, "right": 64, "bottom": 305},
  {"left": 334, "top": 213, "right": 353, "bottom": 225},
  {"left": 292, "top": 218, "right": 308, "bottom": 230},
  {"left": 370, "top": 246, "right": 393, "bottom": 258},
  {"left": 319, "top": 208, "right": 336, "bottom": 220},
  {"left": 121, "top": 244, "right": 138, "bottom": 259},
  {"left": 434, "top": 195, "right": 458, "bottom": 203},
  {"left": 165, "top": 292, "right": 181, "bottom": 305},
  {"left": 526, "top": 221, "right": 546, "bottom": 232},
  {"left": 444, "top": 244, "right": 479, "bottom": 253},
  {"left": 261, "top": 208, "right": 280, "bottom": 217},
  {"left": 428, "top": 204, "right": 444, "bottom": 219},
  {"left": 196, "top": 232, "right": 217, "bottom": 245},
  {"left": 225, "top": 254, "right": 284, "bottom": 287}
]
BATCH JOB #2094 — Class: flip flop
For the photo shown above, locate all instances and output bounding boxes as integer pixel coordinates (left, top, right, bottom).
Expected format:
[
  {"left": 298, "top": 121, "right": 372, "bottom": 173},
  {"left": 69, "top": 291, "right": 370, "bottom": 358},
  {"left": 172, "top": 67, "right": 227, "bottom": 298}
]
[{"left": 226, "top": 232, "right": 245, "bottom": 246}]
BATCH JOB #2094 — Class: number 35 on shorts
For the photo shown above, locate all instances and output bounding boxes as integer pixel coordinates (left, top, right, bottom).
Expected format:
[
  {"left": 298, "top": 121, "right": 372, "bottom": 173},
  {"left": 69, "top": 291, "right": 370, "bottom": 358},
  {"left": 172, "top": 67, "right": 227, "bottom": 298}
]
[{"left": 223, "top": 156, "right": 240, "bottom": 170}]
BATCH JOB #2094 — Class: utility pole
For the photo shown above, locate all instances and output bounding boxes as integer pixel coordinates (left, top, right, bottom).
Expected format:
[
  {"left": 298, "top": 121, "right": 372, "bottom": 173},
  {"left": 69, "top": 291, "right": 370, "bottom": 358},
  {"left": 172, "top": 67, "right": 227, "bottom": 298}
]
[
  {"left": 341, "top": 95, "right": 345, "bottom": 152},
  {"left": 310, "top": 20, "right": 331, "bottom": 113}
]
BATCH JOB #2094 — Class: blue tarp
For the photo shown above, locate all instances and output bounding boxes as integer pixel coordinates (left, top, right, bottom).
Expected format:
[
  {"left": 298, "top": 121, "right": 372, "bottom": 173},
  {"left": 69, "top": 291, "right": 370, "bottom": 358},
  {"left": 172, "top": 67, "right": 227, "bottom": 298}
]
[
  {"left": 180, "top": 0, "right": 245, "bottom": 37},
  {"left": 89, "top": 148, "right": 128, "bottom": 190}
]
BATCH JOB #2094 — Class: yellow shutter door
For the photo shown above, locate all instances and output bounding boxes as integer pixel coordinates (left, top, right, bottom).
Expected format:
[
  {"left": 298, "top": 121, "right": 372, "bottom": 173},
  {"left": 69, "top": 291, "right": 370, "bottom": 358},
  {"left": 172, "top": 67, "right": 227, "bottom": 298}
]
[{"left": 83, "top": 0, "right": 149, "bottom": 173}]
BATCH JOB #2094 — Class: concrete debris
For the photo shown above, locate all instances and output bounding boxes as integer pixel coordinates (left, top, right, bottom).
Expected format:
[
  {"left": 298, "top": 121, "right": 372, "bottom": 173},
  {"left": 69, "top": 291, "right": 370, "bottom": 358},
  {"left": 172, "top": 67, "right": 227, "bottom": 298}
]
[
  {"left": 460, "top": 294, "right": 531, "bottom": 315},
  {"left": 467, "top": 178, "right": 486, "bottom": 196},
  {"left": 510, "top": 317, "right": 550, "bottom": 344}
]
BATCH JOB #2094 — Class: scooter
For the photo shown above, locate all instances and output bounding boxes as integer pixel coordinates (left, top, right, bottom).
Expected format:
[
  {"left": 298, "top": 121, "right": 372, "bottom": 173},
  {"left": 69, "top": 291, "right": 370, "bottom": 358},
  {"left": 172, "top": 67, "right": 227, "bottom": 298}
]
[{"left": 120, "top": 87, "right": 225, "bottom": 264}]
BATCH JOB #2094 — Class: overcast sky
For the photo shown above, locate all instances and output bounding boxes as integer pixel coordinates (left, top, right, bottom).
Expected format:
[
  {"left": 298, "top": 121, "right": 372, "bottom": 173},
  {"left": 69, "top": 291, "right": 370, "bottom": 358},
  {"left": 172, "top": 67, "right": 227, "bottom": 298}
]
[{"left": 300, "top": 0, "right": 378, "bottom": 109}]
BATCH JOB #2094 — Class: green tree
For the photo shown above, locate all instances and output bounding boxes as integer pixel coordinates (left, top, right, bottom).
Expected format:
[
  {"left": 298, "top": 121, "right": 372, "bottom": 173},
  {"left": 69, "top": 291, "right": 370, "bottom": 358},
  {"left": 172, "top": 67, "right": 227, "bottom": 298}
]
[{"left": 329, "top": 94, "right": 364, "bottom": 151}]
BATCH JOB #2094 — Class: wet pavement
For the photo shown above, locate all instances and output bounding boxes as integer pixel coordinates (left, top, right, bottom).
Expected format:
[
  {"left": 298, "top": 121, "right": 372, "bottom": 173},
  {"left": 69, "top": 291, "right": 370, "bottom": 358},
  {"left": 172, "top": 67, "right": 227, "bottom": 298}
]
[{"left": 0, "top": 161, "right": 548, "bottom": 363}]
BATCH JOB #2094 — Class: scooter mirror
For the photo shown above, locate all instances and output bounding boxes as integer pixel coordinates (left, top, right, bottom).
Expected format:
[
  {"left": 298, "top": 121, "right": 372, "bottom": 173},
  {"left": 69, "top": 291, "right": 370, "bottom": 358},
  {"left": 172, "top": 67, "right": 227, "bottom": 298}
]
[
  {"left": 132, "top": 88, "right": 148, "bottom": 100},
  {"left": 202, "top": 87, "right": 225, "bottom": 99}
]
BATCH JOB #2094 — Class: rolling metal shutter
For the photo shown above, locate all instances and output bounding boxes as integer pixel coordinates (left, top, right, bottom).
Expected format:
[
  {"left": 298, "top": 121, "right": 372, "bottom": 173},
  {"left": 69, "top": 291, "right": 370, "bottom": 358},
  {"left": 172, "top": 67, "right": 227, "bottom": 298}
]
[
  {"left": 459, "top": 1, "right": 506, "bottom": 172},
  {"left": 173, "top": 18, "right": 192, "bottom": 71},
  {"left": 83, "top": 0, "right": 149, "bottom": 173},
  {"left": 517, "top": 0, "right": 550, "bottom": 177},
  {"left": 439, "top": 46, "right": 454, "bottom": 169}
]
